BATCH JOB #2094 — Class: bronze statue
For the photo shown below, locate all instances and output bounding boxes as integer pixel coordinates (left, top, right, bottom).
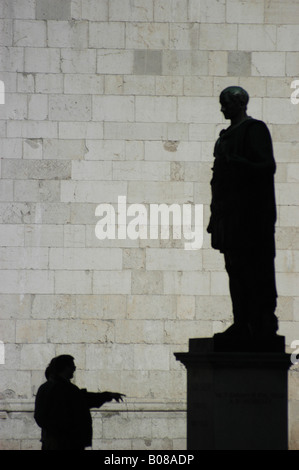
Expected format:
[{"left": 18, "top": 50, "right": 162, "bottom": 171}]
[{"left": 207, "top": 86, "right": 279, "bottom": 346}]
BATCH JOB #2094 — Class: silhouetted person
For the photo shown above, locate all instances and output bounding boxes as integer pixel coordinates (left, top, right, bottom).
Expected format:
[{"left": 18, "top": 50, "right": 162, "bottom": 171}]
[
  {"left": 207, "top": 86, "right": 278, "bottom": 343},
  {"left": 34, "top": 355, "right": 125, "bottom": 450}
]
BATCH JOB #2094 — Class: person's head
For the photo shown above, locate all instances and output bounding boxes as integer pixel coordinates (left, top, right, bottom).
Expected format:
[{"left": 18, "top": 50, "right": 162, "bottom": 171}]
[
  {"left": 219, "top": 86, "right": 249, "bottom": 120},
  {"left": 45, "top": 355, "right": 76, "bottom": 381}
]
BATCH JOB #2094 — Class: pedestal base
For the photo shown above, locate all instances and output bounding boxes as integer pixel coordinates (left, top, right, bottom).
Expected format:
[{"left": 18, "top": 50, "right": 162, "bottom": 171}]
[{"left": 175, "top": 337, "right": 291, "bottom": 450}]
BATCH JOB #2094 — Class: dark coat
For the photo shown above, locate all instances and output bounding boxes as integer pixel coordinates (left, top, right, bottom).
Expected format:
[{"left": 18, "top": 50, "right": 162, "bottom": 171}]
[
  {"left": 34, "top": 377, "right": 110, "bottom": 450},
  {"left": 207, "top": 118, "right": 277, "bottom": 254}
]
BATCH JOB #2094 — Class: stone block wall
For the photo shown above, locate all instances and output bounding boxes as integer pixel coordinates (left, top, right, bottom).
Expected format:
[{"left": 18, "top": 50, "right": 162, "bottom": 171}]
[{"left": 0, "top": 0, "right": 299, "bottom": 450}]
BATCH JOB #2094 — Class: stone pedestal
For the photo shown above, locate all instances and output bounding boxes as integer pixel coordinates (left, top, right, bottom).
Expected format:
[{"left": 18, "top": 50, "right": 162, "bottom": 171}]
[{"left": 175, "top": 337, "right": 291, "bottom": 450}]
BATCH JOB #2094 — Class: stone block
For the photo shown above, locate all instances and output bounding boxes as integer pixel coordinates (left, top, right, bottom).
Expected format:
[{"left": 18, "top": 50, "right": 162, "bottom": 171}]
[
  {"left": 277, "top": 25, "right": 299, "bottom": 51},
  {"left": 59, "top": 123, "right": 103, "bottom": 140},
  {"left": 266, "top": 1, "right": 299, "bottom": 24},
  {"left": 64, "top": 74, "right": 104, "bottom": 95},
  {"left": 17, "top": 72, "right": 34, "bottom": 93},
  {"left": 133, "top": 50, "right": 162, "bottom": 75},
  {"left": 84, "top": 139, "right": 125, "bottom": 160},
  {"left": 156, "top": 76, "right": 183, "bottom": 95},
  {"left": 70, "top": 203, "right": 98, "bottom": 225},
  {"left": 154, "top": 0, "right": 189, "bottom": 22},
  {"left": 178, "top": 97, "right": 220, "bottom": 123},
  {"left": 92, "top": 95, "right": 134, "bottom": 122},
  {"left": 24, "top": 224, "right": 63, "bottom": 247},
  {"left": 0, "top": 319, "right": 15, "bottom": 342},
  {"left": 0, "top": 180, "right": 13, "bottom": 201},
  {"left": 28, "top": 94, "right": 48, "bottom": 121},
  {"left": 93, "top": 271, "right": 131, "bottom": 294},
  {"left": 163, "top": 50, "right": 209, "bottom": 76},
  {"left": 126, "top": 22, "right": 169, "bottom": 49},
  {"left": 71, "top": 161, "right": 112, "bottom": 181},
  {"left": 89, "top": 22, "right": 125, "bottom": 49},
  {"left": 2, "top": 160, "right": 71, "bottom": 180},
  {"left": 131, "top": 270, "right": 163, "bottom": 295},
  {"left": 286, "top": 52, "right": 299, "bottom": 76},
  {"left": 146, "top": 248, "right": 202, "bottom": 271},
  {"left": 0, "top": 246, "right": 49, "bottom": 269},
  {"left": 81, "top": 0, "right": 108, "bottom": 20},
  {"left": 49, "top": 247, "right": 122, "bottom": 270},
  {"left": 113, "top": 161, "right": 170, "bottom": 181},
  {"left": 36, "top": 0, "right": 71, "bottom": 20},
  {"left": 13, "top": 20, "right": 46, "bottom": 47},
  {"left": 115, "top": 319, "right": 164, "bottom": 344},
  {"left": 0, "top": 0, "right": 35, "bottom": 19},
  {"left": 43, "top": 139, "right": 88, "bottom": 159},
  {"left": 109, "top": 0, "right": 153, "bottom": 21},
  {"left": 61, "top": 48, "right": 96, "bottom": 74},
  {"left": 48, "top": 20, "right": 88, "bottom": 48},
  {"left": 196, "top": 0, "right": 226, "bottom": 23},
  {"left": 263, "top": 98, "right": 299, "bottom": 124},
  {"left": 252, "top": 52, "right": 285, "bottom": 76},
  {"left": 63, "top": 225, "right": 85, "bottom": 248},
  {"left": 20, "top": 343, "right": 55, "bottom": 369},
  {"left": 228, "top": 51, "right": 251, "bottom": 77},
  {"left": 238, "top": 24, "right": 276, "bottom": 51},
  {"left": 24, "top": 48, "right": 60, "bottom": 73},
  {"left": 199, "top": 24, "right": 237, "bottom": 50},
  {"left": 54, "top": 270, "right": 92, "bottom": 294},
  {"left": 0, "top": 224, "right": 24, "bottom": 246},
  {"left": 97, "top": 50, "right": 134, "bottom": 74},
  {"left": 35, "top": 73, "right": 63, "bottom": 94},
  {"left": 277, "top": 273, "right": 299, "bottom": 296},
  {"left": 164, "top": 320, "right": 212, "bottom": 344},
  {"left": 104, "top": 122, "right": 168, "bottom": 141},
  {"left": 0, "top": 19, "right": 12, "bottom": 46},
  {"left": 163, "top": 271, "right": 210, "bottom": 295},
  {"left": 169, "top": 23, "right": 199, "bottom": 50},
  {"left": 74, "top": 294, "right": 127, "bottom": 320},
  {"left": 49, "top": 94, "right": 91, "bottom": 122},
  {"left": 31, "top": 294, "right": 75, "bottom": 319},
  {"left": 0, "top": 270, "right": 54, "bottom": 294},
  {"left": 124, "top": 75, "right": 156, "bottom": 95},
  {"left": 0, "top": 370, "right": 31, "bottom": 398},
  {"left": 227, "top": 0, "right": 264, "bottom": 24},
  {"left": 136, "top": 96, "right": 176, "bottom": 122},
  {"left": 15, "top": 320, "right": 47, "bottom": 343},
  {"left": 239, "top": 77, "right": 267, "bottom": 97},
  {"left": 126, "top": 294, "right": 176, "bottom": 319},
  {"left": 183, "top": 76, "right": 213, "bottom": 96},
  {"left": 23, "top": 138, "right": 43, "bottom": 160},
  {"left": 61, "top": 180, "right": 127, "bottom": 203},
  {"left": 0, "top": 71, "right": 17, "bottom": 92},
  {"left": 127, "top": 181, "right": 193, "bottom": 203},
  {"left": 133, "top": 344, "right": 170, "bottom": 370},
  {"left": 0, "top": 47, "right": 23, "bottom": 72},
  {"left": 86, "top": 343, "right": 134, "bottom": 371},
  {"left": 0, "top": 93, "right": 27, "bottom": 120},
  {"left": 47, "top": 319, "right": 114, "bottom": 343}
]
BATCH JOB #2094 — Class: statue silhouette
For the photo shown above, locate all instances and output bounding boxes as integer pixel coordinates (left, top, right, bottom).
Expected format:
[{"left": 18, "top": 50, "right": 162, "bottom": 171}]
[{"left": 207, "top": 86, "right": 279, "bottom": 347}]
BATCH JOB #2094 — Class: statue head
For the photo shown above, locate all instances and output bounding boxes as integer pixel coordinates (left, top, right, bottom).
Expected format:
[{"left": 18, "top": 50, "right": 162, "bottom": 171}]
[{"left": 219, "top": 86, "right": 249, "bottom": 120}]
